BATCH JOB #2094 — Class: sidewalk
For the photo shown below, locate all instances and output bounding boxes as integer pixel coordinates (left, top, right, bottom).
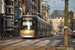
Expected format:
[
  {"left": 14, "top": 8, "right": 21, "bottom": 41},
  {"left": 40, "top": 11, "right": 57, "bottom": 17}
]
[{"left": 0, "top": 36, "right": 21, "bottom": 40}]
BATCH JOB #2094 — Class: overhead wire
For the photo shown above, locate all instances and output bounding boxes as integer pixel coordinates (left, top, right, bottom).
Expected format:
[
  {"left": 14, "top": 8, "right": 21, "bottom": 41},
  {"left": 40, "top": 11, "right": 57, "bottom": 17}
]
[
  {"left": 50, "top": 7, "right": 75, "bottom": 8},
  {"left": 43, "top": 0, "right": 75, "bottom": 9},
  {"left": 53, "top": 0, "right": 57, "bottom": 9}
]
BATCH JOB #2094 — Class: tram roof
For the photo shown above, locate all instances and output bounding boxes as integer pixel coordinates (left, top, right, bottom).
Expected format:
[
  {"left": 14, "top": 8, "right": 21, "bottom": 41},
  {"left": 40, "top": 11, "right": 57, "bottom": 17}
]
[
  {"left": 22, "top": 15, "right": 36, "bottom": 17},
  {"left": 22, "top": 15, "right": 50, "bottom": 25}
]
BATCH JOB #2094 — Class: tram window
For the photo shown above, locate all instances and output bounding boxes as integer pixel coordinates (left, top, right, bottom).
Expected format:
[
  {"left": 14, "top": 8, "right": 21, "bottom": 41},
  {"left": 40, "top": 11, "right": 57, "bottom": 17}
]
[
  {"left": 23, "top": 26, "right": 28, "bottom": 29},
  {"left": 30, "top": 26, "right": 34, "bottom": 30},
  {"left": 22, "top": 26, "right": 34, "bottom": 30},
  {"left": 34, "top": 21, "right": 35, "bottom": 23}
]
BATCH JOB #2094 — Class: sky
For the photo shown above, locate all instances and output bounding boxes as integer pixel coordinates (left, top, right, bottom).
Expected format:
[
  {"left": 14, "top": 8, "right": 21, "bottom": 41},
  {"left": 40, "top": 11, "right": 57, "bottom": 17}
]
[{"left": 45, "top": 0, "right": 75, "bottom": 14}]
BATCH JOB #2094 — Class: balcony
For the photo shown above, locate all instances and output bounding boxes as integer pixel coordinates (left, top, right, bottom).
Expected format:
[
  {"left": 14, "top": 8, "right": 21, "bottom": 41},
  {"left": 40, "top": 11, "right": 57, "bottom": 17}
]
[
  {"left": 7, "top": 0, "right": 13, "bottom": 1},
  {"left": 6, "top": 16, "right": 13, "bottom": 18},
  {"left": 5, "top": 18, "right": 13, "bottom": 20},
  {"left": 5, "top": 28, "right": 13, "bottom": 31},
  {"left": 30, "top": 9, "right": 37, "bottom": 14},
  {"left": 30, "top": 1, "right": 37, "bottom": 7}
]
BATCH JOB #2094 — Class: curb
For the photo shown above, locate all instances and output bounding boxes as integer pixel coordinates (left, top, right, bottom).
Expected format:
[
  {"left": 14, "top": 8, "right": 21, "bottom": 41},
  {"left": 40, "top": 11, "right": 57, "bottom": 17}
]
[{"left": 0, "top": 37, "right": 20, "bottom": 40}]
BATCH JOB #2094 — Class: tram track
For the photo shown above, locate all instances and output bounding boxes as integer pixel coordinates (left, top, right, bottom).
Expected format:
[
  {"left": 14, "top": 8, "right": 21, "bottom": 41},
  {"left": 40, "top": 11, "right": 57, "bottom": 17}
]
[
  {"left": 0, "top": 39, "right": 29, "bottom": 49},
  {"left": 32, "top": 39, "right": 56, "bottom": 50},
  {"left": 0, "top": 40, "right": 14, "bottom": 44},
  {"left": 0, "top": 38, "right": 23, "bottom": 44},
  {"left": 13, "top": 39, "right": 56, "bottom": 50},
  {"left": 11, "top": 38, "right": 49, "bottom": 50},
  {"left": 0, "top": 36, "right": 61, "bottom": 50},
  {"left": 12, "top": 39, "right": 45, "bottom": 50},
  {"left": 0, "top": 39, "right": 37, "bottom": 46}
]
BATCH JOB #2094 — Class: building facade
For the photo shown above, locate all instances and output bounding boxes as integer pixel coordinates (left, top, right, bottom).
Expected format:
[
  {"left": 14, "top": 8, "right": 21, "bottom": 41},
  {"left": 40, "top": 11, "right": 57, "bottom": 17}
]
[
  {"left": 50, "top": 16, "right": 70, "bottom": 32},
  {"left": 73, "top": 10, "right": 75, "bottom": 30},
  {"left": 0, "top": 0, "right": 44, "bottom": 38},
  {"left": 41, "top": 1, "right": 50, "bottom": 22},
  {"left": 5, "top": 0, "right": 14, "bottom": 34},
  {"left": 0, "top": 0, "right": 5, "bottom": 38},
  {"left": 26, "top": 0, "right": 37, "bottom": 15},
  {"left": 4, "top": 0, "right": 26, "bottom": 36}
]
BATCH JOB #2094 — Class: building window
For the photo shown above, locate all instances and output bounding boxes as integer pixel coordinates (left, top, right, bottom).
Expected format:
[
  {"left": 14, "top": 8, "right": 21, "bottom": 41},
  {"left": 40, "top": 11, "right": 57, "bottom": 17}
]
[
  {"left": 23, "top": 0, "right": 24, "bottom": 4},
  {"left": 7, "top": 20, "right": 12, "bottom": 27},
  {"left": 60, "top": 17, "right": 62, "bottom": 19},
  {"left": 14, "top": 22, "right": 17, "bottom": 26},
  {"left": 62, "top": 17, "right": 63, "bottom": 19},
  {"left": 50, "top": 20, "right": 52, "bottom": 22},
  {"left": 9, "top": 8, "right": 11, "bottom": 13},
  {"left": 5, "top": 7, "right": 7, "bottom": 13},
  {"left": 55, "top": 20, "right": 58, "bottom": 22},
  {"left": 5, "top": 20, "right": 12, "bottom": 27},
  {"left": 54, "top": 20, "right": 56, "bottom": 22},
  {"left": 5, "top": 21, "right": 7, "bottom": 26},
  {"left": 6, "top": 7, "right": 12, "bottom": 14}
]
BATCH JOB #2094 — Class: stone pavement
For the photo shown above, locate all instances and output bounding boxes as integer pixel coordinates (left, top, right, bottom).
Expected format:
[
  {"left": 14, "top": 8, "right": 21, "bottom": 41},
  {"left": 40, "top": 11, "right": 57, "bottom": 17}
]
[{"left": 0, "top": 46, "right": 75, "bottom": 50}]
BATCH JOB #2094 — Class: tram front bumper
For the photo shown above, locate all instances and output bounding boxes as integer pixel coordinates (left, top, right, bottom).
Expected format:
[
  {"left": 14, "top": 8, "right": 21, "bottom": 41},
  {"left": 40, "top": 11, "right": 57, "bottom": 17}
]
[{"left": 20, "top": 33, "right": 34, "bottom": 38}]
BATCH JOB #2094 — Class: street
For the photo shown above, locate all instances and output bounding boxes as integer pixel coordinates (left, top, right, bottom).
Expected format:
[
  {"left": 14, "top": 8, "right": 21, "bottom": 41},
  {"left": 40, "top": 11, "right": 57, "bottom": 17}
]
[
  {"left": 0, "top": 35, "right": 75, "bottom": 50},
  {"left": 0, "top": 0, "right": 75, "bottom": 50}
]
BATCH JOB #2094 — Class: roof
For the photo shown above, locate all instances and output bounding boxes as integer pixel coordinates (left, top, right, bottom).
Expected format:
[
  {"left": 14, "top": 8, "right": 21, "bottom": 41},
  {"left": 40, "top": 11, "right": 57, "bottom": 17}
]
[{"left": 50, "top": 16, "right": 64, "bottom": 19}]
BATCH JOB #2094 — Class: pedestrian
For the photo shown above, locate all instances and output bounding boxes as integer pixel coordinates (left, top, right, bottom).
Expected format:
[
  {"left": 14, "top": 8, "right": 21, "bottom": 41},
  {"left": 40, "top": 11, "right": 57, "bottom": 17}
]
[
  {"left": 54, "top": 32, "right": 56, "bottom": 35},
  {"left": 5, "top": 33, "right": 6, "bottom": 38},
  {"left": 10, "top": 34, "right": 12, "bottom": 38},
  {"left": 70, "top": 30, "right": 73, "bottom": 33},
  {"left": 6, "top": 33, "right": 8, "bottom": 38}
]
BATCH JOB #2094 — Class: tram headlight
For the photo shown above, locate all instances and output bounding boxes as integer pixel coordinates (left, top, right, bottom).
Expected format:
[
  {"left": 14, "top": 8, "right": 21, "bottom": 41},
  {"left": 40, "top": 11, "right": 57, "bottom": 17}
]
[
  {"left": 20, "top": 30, "right": 35, "bottom": 34},
  {"left": 27, "top": 30, "right": 29, "bottom": 32}
]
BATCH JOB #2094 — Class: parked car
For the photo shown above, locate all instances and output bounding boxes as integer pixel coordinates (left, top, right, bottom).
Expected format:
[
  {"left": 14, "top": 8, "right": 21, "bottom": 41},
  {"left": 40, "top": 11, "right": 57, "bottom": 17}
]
[
  {"left": 70, "top": 32, "right": 75, "bottom": 38},
  {"left": 54, "top": 32, "right": 56, "bottom": 35},
  {"left": 59, "top": 33, "right": 63, "bottom": 35},
  {"left": 68, "top": 32, "right": 72, "bottom": 36}
]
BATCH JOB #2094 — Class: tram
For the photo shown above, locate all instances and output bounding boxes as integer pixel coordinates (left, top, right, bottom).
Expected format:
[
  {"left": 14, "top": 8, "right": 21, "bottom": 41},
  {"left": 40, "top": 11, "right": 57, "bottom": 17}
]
[{"left": 20, "top": 15, "right": 51, "bottom": 38}]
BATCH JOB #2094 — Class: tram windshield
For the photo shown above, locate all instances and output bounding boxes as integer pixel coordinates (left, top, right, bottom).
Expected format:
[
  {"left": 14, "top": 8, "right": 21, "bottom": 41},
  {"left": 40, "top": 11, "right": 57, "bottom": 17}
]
[
  {"left": 21, "top": 16, "right": 35, "bottom": 30},
  {"left": 22, "top": 26, "right": 34, "bottom": 30}
]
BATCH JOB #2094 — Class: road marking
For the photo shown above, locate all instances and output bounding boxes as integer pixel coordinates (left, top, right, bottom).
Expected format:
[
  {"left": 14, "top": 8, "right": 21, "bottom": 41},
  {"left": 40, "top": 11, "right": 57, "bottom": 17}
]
[
  {"left": 51, "top": 40, "right": 60, "bottom": 46},
  {"left": 34, "top": 40, "right": 50, "bottom": 46},
  {"left": 72, "top": 39, "right": 75, "bottom": 42},
  {"left": 11, "top": 39, "right": 41, "bottom": 46},
  {"left": 0, "top": 40, "right": 13, "bottom": 43},
  {"left": 67, "top": 47, "right": 74, "bottom": 50},
  {"left": 72, "top": 41, "right": 75, "bottom": 42},
  {"left": 0, "top": 39, "right": 60, "bottom": 46},
  {"left": 0, "top": 40, "right": 22, "bottom": 46}
]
